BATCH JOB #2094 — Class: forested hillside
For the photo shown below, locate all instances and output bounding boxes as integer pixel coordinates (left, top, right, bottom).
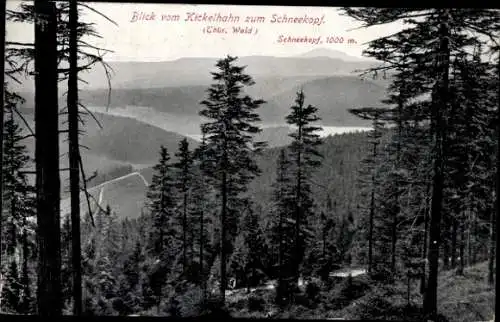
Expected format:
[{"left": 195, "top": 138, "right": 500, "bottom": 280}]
[{"left": 1, "top": 4, "right": 499, "bottom": 322}]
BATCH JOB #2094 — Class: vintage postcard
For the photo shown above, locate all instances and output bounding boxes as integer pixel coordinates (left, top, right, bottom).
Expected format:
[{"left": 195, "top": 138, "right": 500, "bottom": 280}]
[{"left": 1, "top": 2, "right": 499, "bottom": 321}]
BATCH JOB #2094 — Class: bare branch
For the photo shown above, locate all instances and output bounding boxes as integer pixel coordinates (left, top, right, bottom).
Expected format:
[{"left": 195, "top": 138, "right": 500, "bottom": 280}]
[
  {"left": 78, "top": 102, "right": 103, "bottom": 129},
  {"left": 14, "top": 134, "right": 35, "bottom": 142},
  {"left": 79, "top": 154, "right": 95, "bottom": 227},
  {"left": 78, "top": 3, "right": 118, "bottom": 27},
  {"left": 12, "top": 106, "right": 35, "bottom": 137}
]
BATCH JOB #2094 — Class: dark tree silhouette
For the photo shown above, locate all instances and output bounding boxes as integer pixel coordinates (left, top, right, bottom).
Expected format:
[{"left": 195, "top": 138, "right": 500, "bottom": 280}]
[
  {"left": 199, "top": 55, "right": 266, "bottom": 305},
  {"left": 34, "top": 0, "right": 62, "bottom": 315}
]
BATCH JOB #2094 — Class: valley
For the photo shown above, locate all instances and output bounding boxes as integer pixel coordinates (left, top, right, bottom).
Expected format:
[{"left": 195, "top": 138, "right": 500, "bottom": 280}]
[
  {"left": 3, "top": 3, "right": 498, "bottom": 319},
  {"left": 12, "top": 49, "right": 379, "bottom": 220}
]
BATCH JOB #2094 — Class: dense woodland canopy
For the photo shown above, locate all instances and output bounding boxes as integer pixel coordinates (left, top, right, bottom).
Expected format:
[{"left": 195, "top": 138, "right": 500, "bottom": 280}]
[{"left": 0, "top": 4, "right": 499, "bottom": 322}]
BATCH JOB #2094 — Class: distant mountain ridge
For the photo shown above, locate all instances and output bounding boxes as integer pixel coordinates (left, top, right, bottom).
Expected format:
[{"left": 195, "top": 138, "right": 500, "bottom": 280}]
[
  {"left": 295, "top": 48, "right": 373, "bottom": 62},
  {"left": 9, "top": 49, "right": 378, "bottom": 93},
  {"left": 69, "top": 75, "right": 386, "bottom": 127}
]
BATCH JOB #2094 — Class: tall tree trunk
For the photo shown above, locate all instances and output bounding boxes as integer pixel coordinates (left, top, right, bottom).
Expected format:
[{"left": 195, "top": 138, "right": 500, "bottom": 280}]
[
  {"left": 467, "top": 214, "right": 472, "bottom": 266},
  {"left": 451, "top": 218, "right": 457, "bottom": 269},
  {"left": 322, "top": 219, "right": 327, "bottom": 261},
  {"left": 278, "top": 206, "right": 284, "bottom": 301},
  {"left": 200, "top": 207, "right": 205, "bottom": 301},
  {"left": 420, "top": 182, "right": 431, "bottom": 294},
  {"left": 489, "top": 200, "right": 495, "bottom": 285},
  {"left": 68, "top": 0, "right": 82, "bottom": 315},
  {"left": 494, "top": 52, "right": 500, "bottom": 322},
  {"left": 0, "top": 0, "right": 6, "bottom": 275},
  {"left": 21, "top": 216, "right": 30, "bottom": 310},
  {"left": 34, "top": 0, "right": 62, "bottom": 315},
  {"left": 183, "top": 191, "right": 187, "bottom": 275},
  {"left": 295, "top": 121, "right": 303, "bottom": 287},
  {"left": 220, "top": 169, "right": 227, "bottom": 305},
  {"left": 368, "top": 140, "right": 376, "bottom": 274},
  {"left": 423, "top": 9, "right": 450, "bottom": 320},
  {"left": 392, "top": 97, "right": 403, "bottom": 274},
  {"left": 457, "top": 221, "right": 465, "bottom": 275},
  {"left": 472, "top": 214, "right": 478, "bottom": 265},
  {"left": 443, "top": 215, "right": 450, "bottom": 270}
]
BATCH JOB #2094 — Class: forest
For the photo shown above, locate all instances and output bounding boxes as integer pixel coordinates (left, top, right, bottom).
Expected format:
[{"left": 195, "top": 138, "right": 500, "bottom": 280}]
[{"left": 1, "top": 4, "right": 500, "bottom": 322}]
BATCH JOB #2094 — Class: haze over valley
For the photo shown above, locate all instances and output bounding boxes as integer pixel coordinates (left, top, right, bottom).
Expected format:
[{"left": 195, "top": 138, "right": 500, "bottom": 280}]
[{"left": 14, "top": 48, "right": 381, "bottom": 219}]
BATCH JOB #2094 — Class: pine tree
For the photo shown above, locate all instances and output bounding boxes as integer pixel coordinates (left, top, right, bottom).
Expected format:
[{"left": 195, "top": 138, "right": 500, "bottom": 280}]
[
  {"left": 285, "top": 90, "right": 323, "bottom": 289},
  {"left": 199, "top": 55, "right": 266, "bottom": 304},
  {"left": 241, "top": 202, "right": 266, "bottom": 288},
  {"left": 174, "top": 138, "right": 194, "bottom": 277},
  {"left": 120, "top": 240, "right": 144, "bottom": 314},
  {"left": 1, "top": 95, "right": 35, "bottom": 313},
  {"left": 146, "top": 146, "right": 179, "bottom": 309},
  {"left": 192, "top": 137, "right": 213, "bottom": 296},
  {"left": 61, "top": 215, "right": 73, "bottom": 308},
  {"left": 341, "top": 8, "right": 499, "bottom": 319},
  {"left": 67, "top": 0, "right": 83, "bottom": 314},
  {"left": 2, "top": 110, "right": 34, "bottom": 252},
  {"left": 348, "top": 107, "right": 388, "bottom": 273},
  {"left": 270, "top": 148, "right": 295, "bottom": 303},
  {"left": 19, "top": 218, "right": 34, "bottom": 314},
  {"left": 34, "top": 0, "right": 62, "bottom": 315}
]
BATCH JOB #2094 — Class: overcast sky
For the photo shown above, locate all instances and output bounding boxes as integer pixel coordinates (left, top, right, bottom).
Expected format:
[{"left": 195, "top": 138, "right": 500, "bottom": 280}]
[{"left": 6, "top": 1, "right": 406, "bottom": 61}]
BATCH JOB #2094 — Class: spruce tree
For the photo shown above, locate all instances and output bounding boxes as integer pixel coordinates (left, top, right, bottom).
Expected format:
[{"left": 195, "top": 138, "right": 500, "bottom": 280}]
[
  {"left": 241, "top": 202, "right": 266, "bottom": 288},
  {"left": 285, "top": 90, "right": 322, "bottom": 289},
  {"left": 199, "top": 55, "right": 266, "bottom": 304},
  {"left": 270, "top": 148, "right": 295, "bottom": 303},
  {"left": 19, "top": 218, "right": 34, "bottom": 313},
  {"left": 146, "top": 146, "right": 179, "bottom": 309},
  {"left": 34, "top": 0, "right": 61, "bottom": 315},
  {"left": 192, "top": 136, "right": 213, "bottom": 296},
  {"left": 348, "top": 107, "right": 388, "bottom": 273},
  {"left": 341, "top": 8, "right": 499, "bottom": 319},
  {"left": 1, "top": 97, "right": 36, "bottom": 313},
  {"left": 174, "top": 138, "right": 194, "bottom": 277}
]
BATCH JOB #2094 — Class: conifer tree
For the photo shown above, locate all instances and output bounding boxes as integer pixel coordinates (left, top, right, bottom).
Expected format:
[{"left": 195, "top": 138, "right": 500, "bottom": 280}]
[
  {"left": 174, "top": 138, "right": 194, "bottom": 276},
  {"left": 270, "top": 148, "right": 295, "bottom": 303},
  {"left": 285, "top": 90, "right": 322, "bottom": 288},
  {"left": 1, "top": 96, "right": 35, "bottom": 313},
  {"left": 2, "top": 111, "right": 34, "bottom": 247},
  {"left": 241, "top": 202, "right": 266, "bottom": 288},
  {"left": 348, "top": 107, "right": 388, "bottom": 273},
  {"left": 199, "top": 55, "right": 266, "bottom": 304},
  {"left": 61, "top": 215, "right": 73, "bottom": 308},
  {"left": 19, "top": 217, "right": 34, "bottom": 313},
  {"left": 192, "top": 137, "right": 213, "bottom": 296},
  {"left": 341, "top": 8, "right": 499, "bottom": 319},
  {"left": 146, "top": 146, "right": 179, "bottom": 309},
  {"left": 34, "top": 0, "right": 61, "bottom": 315}
]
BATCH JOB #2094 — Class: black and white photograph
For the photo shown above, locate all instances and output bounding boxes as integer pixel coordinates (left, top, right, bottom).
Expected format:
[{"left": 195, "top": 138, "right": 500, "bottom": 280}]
[{"left": 1, "top": 2, "right": 499, "bottom": 321}]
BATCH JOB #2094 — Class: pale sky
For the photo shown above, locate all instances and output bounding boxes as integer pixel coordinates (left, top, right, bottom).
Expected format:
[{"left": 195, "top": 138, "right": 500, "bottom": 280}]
[{"left": 6, "top": 1, "right": 406, "bottom": 62}]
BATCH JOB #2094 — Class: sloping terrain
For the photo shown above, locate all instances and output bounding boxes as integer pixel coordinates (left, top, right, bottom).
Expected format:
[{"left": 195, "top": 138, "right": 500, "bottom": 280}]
[
  {"left": 12, "top": 107, "right": 197, "bottom": 193},
  {"left": 62, "top": 75, "right": 387, "bottom": 127},
  {"left": 262, "top": 76, "right": 387, "bottom": 126},
  {"left": 61, "top": 172, "right": 149, "bottom": 220}
]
